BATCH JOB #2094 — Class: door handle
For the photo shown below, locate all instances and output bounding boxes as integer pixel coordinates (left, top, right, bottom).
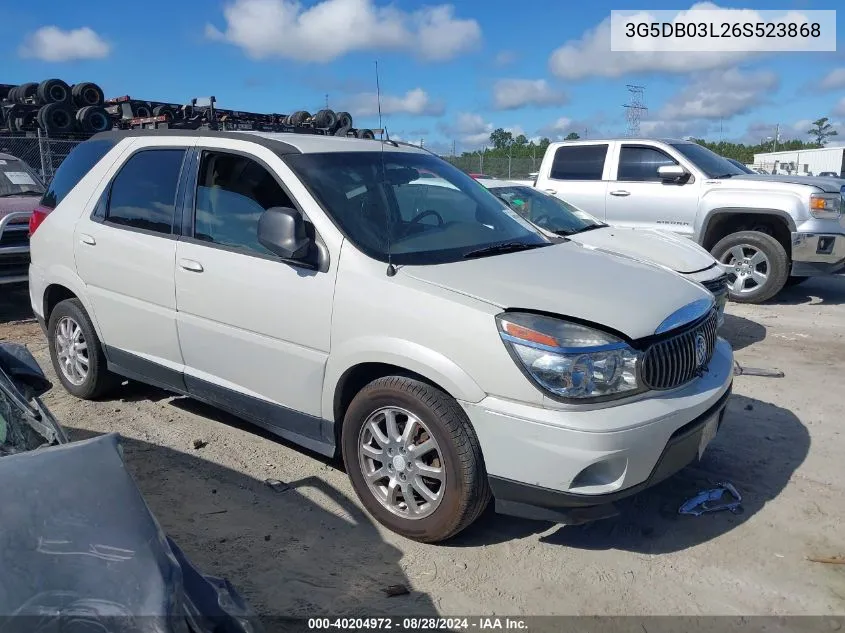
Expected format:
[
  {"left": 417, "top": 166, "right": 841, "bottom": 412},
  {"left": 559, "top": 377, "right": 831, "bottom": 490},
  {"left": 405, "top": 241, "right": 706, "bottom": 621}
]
[
  {"left": 544, "top": 188, "right": 557, "bottom": 194},
  {"left": 179, "top": 259, "right": 204, "bottom": 273},
  {"left": 79, "top": 234, "right": 96, "bottom": 246},
  {"left": 609, "top": 190, "right": 631, "bottom": 197}
]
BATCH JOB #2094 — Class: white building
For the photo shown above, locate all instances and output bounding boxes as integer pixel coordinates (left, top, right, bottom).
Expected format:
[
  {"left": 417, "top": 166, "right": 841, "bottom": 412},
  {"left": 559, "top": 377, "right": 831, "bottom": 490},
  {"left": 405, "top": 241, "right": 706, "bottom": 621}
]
[{"left": 752, "top": 146, "right": 845, "bottom": 177}]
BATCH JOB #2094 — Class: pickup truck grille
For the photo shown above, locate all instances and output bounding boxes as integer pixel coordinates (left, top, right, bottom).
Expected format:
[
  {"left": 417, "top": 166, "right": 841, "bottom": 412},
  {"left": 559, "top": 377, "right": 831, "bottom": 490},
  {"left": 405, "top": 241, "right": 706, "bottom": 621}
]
[
  {"left": 700, "top": 274, "right": 728, "bottom": 297},
  {"left": 641, "top": 310, "right": 719, "bottom": 390}
]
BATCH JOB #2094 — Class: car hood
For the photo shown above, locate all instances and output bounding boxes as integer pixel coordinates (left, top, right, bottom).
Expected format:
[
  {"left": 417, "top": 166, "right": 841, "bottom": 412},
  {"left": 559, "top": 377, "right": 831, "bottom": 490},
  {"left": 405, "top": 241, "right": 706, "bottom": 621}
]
[
  {"left": 402, "top": 242, "right": 712, "bottom": 340},
  {"left": 568, "top": 226, "right": 718, "bottom": 275},
  {"left": 0, "top": 195, "right": 39, "bottom": 220},
  {"left": 732, "top": 174, "right": 845, "bottom": 193}
]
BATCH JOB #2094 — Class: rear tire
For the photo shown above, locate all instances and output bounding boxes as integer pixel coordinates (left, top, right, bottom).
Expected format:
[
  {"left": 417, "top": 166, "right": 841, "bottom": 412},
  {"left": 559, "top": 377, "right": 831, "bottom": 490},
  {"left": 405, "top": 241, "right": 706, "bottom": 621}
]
[
  {"left": 37, "top": 78, "right": 71, "bottom": 104},
  {"left": 342, "top": 376, "right": 490, "bottom": 543},
  {"left": 711, "top": 230, "right": 789, "bottom": 304},
  {"left": 47, "top": 299, "right": 118, "bottom": 400}
]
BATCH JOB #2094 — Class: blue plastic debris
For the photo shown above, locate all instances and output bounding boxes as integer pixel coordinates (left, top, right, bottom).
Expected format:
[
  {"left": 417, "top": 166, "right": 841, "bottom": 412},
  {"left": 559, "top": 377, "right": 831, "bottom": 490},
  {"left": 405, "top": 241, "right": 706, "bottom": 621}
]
[{"left": 679, "top": 482, "right": 742, "bottom": 516}]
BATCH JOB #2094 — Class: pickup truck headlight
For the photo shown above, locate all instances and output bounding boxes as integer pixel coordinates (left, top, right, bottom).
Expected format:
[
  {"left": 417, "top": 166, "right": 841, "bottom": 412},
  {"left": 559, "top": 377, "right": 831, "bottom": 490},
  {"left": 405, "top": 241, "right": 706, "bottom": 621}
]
[
  {"left": 809, "top": 193, "right": 842, "bottom": 219},
  {"left": 496, "top": 312, "right": 644, "bottom": 402}
]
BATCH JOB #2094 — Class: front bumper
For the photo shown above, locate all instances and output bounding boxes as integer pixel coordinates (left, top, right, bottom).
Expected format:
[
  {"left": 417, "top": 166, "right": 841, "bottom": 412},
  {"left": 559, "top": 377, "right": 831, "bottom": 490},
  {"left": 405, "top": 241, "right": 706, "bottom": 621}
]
[
  {"left": 791, "top": 231, "right": 845, "bottom": 276},
  {"left": 461, "top": 338, "right": 734, "bottom": 524}
]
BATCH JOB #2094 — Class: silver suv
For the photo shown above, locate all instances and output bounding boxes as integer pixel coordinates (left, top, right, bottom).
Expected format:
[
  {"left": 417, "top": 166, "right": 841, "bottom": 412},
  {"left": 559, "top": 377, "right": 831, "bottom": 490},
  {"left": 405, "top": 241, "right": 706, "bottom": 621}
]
[{"left": 28, "top": 130, "right": 734, "bottom": 542}]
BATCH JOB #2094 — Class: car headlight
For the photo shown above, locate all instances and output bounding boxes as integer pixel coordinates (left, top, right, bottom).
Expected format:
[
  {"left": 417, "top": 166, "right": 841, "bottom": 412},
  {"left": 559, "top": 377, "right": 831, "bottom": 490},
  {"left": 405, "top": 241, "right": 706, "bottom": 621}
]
[
  {"left": 496, "top": 312, "right": 643, "bottom": 402},
  {"left": 809, "top": 193, "right": 842, "bottom": 219}
]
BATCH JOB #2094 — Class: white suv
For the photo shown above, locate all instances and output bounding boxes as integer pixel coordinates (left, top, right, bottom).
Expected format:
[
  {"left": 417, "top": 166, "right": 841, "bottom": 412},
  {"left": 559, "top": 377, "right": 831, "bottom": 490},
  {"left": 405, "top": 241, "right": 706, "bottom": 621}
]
[{"left": 28, "top": 130, "right": 734, "bottom": 542}]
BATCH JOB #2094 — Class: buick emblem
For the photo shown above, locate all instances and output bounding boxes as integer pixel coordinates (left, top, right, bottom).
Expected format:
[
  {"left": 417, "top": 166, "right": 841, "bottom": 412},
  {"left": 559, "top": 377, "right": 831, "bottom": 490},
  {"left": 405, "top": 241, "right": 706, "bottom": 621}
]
[{"left": 694, "top": 333, "right": 707, "bottom": 368}]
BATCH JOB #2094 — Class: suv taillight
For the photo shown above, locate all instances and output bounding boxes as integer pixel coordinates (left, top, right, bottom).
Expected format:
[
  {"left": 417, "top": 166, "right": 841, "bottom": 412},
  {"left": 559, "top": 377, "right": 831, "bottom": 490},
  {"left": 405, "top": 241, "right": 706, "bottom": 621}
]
[{"left": 29, "top": 206, "right": 52, "bottom": 237}]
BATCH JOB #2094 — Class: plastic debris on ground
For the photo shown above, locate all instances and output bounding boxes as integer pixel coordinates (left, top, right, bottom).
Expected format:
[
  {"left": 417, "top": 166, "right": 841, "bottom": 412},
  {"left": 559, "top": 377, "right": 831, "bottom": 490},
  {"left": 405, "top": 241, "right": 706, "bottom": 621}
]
[
  {"left": 733, "top": 361, "right": 785, "bottom": 378},
  {"left": 679, "top": 482, "right": 742, "bottom": 516}
]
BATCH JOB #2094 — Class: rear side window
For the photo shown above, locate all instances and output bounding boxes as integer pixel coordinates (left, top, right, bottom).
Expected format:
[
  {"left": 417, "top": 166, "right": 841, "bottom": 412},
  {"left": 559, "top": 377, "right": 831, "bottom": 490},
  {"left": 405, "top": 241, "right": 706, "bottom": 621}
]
[
  {"left": 550, "top": 144, "right": 608, "bottom": 181},
  {"left": 40, "top": 139, "right": 116, "bottom": 209},
  {"left": 106, "top": 149, "right": 185, "bottom": 235},
  {"left": 617, "top": 146, "right": 678, "bottom": 182}
]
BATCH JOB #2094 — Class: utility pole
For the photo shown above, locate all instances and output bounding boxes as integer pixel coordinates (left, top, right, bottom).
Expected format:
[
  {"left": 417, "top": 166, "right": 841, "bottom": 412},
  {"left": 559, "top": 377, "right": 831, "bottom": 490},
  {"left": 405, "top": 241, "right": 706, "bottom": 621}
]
[
  {"left": 584, "top": 128, "right": 588, "bottom": 139},
  {"left": 452, "top": 139, "right": 456, "bottom": 157},
  {"left": 325, "top": 94, "right": 329, "bottom": 109},
  {"left": 419, "top": 138, "right": 424, "bottom": 149},
  {"left": 774, "top": 123, "right": 779, "bottom": 153},
  {"left": 720, "top": 118, "right": 723, "bottom": 142},
  {"left": 623, "top": 85, "right": 647, "bottom": 137}
]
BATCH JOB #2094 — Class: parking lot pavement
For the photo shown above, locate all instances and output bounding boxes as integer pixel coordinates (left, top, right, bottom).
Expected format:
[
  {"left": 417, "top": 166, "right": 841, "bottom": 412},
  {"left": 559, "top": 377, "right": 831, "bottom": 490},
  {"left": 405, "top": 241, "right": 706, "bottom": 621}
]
[{"left": 1, "top": 278, "right": 844, "bottom": 616}]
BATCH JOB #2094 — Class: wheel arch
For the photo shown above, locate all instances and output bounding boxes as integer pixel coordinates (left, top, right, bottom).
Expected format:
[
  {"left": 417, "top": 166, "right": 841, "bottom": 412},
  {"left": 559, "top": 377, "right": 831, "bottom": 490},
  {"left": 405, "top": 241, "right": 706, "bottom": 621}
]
[
  {"left": 39, "top": 267, "right": 104, "bottom": 342},
  {"left": 700, "top": 209, "right": 795, "bottom": 253},
  {"left": 323, "top": 338, "right": 487, "bottom": 429}
]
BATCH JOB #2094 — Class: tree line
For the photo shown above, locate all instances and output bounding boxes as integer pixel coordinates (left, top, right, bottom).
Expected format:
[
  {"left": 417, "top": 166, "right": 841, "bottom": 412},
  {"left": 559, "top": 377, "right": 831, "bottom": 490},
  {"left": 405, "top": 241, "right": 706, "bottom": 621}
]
[{"left": 456, "top": 117, "right": 839, "bottom": 164}]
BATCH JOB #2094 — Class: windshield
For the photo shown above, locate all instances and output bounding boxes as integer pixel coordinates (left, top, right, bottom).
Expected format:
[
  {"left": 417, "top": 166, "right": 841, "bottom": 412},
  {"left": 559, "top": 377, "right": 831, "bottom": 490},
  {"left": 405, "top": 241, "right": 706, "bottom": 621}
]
[
  {"left": 285, "top": 151, "right": 551, "bottom": 265},
  {"left": 727, "top": 158, "right": 754, "bottom": 174},
  {"left": 0, "top": 159, "right": 45, "bottom": 198},
  {"left": 669, "top": 143, "right": 746, "bottom": 179},
  {"left": 489, "top": 185, "right": 604, "bottom": 235}
]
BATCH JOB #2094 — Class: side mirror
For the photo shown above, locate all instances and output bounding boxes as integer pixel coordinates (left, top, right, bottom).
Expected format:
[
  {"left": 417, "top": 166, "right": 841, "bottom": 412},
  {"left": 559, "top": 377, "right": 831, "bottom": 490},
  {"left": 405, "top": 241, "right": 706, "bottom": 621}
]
[
  {"left": 657, "top": 164, "right": 688, "bottom": 182},
  {"left": 257, "top": 207, "right": 311, "bottom": 260}
]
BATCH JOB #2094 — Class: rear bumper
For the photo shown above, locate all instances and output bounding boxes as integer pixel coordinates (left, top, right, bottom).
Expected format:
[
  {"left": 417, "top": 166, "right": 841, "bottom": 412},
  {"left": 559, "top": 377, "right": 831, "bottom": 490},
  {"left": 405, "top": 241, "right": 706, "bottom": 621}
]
[{"left": 791, "top": 231, "right": 845, "bottom": 276}]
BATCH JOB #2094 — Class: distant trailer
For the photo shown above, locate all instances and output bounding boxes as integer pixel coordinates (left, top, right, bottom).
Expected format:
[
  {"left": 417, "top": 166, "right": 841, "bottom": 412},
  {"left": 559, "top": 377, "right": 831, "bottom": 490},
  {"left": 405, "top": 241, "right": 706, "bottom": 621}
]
[{"left": 753, "top": 146, "right": 845, "bottom": 177}]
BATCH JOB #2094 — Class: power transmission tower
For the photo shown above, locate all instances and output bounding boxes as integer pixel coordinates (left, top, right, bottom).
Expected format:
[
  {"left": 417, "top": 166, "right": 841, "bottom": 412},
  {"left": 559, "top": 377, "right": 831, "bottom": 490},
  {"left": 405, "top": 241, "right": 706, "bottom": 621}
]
[{"left": 623, "top": 85, "right": 647, "bottom": 137}]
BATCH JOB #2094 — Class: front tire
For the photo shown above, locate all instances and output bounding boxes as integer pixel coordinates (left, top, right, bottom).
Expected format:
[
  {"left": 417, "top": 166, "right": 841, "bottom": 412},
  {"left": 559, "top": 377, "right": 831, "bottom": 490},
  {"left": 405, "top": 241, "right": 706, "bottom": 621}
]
[
  {"left": 711, "top": 230, "right": 789, "bottom": 304},
  {"left": 341, "top": 376, "right": 490, "bottom": 543},
  {"left": 47, "top": 299, "right": 117, "bottom": 399}
]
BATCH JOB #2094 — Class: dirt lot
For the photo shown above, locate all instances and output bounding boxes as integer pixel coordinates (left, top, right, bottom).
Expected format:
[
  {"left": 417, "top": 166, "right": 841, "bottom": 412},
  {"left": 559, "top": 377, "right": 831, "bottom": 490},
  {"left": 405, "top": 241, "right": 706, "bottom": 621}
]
[{"left": 1, "top": 279, "right": 844, "bottom": 617}]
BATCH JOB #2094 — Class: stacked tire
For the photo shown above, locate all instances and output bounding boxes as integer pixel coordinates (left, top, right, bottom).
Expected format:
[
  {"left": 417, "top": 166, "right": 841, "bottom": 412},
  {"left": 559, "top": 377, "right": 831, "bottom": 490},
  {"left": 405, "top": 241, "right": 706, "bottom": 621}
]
[{"left": 2, "top": 78, "right": 111, "bottom": 135}]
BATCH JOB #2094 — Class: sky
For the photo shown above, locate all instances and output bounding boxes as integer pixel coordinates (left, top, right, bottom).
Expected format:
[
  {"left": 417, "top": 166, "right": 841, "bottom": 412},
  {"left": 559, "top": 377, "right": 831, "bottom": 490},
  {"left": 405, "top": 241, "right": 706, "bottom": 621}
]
[{"left": 3, "top": 0, "right": 845, "bottom": 154}]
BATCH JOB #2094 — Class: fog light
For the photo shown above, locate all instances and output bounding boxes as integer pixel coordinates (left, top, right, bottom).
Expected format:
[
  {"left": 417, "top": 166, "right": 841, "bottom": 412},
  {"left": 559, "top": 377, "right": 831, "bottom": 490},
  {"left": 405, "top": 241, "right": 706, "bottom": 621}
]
[{"left": 817, "top": 237, "right": 835, "bottom": 255}]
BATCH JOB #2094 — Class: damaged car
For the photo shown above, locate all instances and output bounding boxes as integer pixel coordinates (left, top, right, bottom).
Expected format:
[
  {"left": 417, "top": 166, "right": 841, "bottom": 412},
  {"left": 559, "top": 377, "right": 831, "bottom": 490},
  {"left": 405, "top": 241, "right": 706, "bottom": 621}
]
[{"left": 0, "top": 342, "right": 263, "bottom": 633}]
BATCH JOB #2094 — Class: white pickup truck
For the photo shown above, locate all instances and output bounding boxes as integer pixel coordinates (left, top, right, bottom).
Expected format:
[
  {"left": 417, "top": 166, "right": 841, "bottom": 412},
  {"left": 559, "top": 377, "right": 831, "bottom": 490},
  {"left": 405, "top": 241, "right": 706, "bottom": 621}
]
[{"left": 535, "top": 138, "right": 845, "bottom": 303}]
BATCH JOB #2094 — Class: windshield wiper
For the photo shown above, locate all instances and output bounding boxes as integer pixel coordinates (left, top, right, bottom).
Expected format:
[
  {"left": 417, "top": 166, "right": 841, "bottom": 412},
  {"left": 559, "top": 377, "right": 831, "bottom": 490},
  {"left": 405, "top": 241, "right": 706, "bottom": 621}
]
[
  {"left": 554, "top": 223, "right": 605, "bottom": 236},
  {"left": 462, "top": 241, "right": 546, "bottom": 259},
  {"left": 714, "top": 173, "right": 735, "bottom": 179}
]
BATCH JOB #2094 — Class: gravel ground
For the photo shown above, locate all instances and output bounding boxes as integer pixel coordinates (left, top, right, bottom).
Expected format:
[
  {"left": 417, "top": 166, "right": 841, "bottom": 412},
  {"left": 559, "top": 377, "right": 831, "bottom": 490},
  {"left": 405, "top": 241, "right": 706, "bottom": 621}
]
[{"left": 1, "top": 279, "right": 843, "bottom": 617}]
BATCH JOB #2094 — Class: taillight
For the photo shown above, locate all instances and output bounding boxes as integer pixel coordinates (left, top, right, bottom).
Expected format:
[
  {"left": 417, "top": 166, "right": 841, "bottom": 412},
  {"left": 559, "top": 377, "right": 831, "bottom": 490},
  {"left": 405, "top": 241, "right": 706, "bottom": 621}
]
[{"left": 29, "top": 206, "right": 51, "bottom": 237}]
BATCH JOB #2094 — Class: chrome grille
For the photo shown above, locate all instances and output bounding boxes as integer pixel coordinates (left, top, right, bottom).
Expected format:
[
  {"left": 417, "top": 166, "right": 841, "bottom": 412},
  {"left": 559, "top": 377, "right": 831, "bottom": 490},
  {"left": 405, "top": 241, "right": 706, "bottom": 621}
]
[
  {"left": 641, "top": 310, "right": 719, "bottom": 390},
  {"left": 701, "top": 274, "right": 728, "bottom": 296}
]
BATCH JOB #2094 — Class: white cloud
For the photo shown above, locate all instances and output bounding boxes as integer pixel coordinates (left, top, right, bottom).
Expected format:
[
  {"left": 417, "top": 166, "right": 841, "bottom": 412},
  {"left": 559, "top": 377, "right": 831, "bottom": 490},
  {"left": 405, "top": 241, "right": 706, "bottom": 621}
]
[
  {"left": 548, "top": 3, "right": 819, "bottom": 80},
  {"left": 439, "top": 112, "right": 493, "bottom": 146},
  {"left": 18, "top": 26, "right": 110, "bottom": 62},
  {"left": 344, "top": 88, "right": 444, "bottom": 116},
  {"left": 493, "top": 50, "right": 517, "bottom": 67},
  {"left": 739, "top": 119, "right": 843, "bottom": 144},
  {"left": 638, "top": 119, "right": 716, "bottom": 139},
  {"left": 820, "top": 68, "right": 845, "bottom": 91},
  {"left": 492, "top": 79, "right": 568, "bottom": 110},
  {"left": 536, "top": 116, "right": 606, "bottom": 140},
  {"left": 205, "top": 0, "right": 480, "bottom": 62},
  {"left": 834, "top": 98, "right": 845, "bottom": 118},
  {"left": 660, "top": 69, "right": 778, "bottom": 121}
]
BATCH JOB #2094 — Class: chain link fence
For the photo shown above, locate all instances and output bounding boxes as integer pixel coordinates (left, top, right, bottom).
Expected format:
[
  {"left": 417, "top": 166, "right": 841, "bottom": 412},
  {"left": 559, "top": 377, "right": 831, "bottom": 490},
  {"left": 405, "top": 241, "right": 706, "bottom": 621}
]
[
  {"left": 1, "top": 133, "right": 545, "bottom": 185},
  {"left": 442, "top": 154, "right": 539, "bottom": 180},
  {"left": 0, "top": 133, "right": 84, "bottom": 184}
]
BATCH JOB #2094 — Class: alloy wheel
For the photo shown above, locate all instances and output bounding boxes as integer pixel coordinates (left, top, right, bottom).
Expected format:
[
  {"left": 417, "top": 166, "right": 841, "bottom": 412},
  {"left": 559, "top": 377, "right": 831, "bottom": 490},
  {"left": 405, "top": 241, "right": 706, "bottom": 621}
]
[{"left": 357, "top": 406, "right": 445, "bottom": 519}]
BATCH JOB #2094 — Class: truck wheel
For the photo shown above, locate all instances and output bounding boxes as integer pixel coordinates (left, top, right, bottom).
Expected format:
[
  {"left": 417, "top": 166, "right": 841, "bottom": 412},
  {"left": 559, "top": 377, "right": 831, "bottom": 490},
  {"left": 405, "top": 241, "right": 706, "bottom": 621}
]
[
  {"left": 711, "top": 230, "right": 789, "bottom": 304},
  {"left": 342, "top": 376, "right": 490, "bottom": 543},
  {"left": 47, "top": 299, "right": 118, "bottom": 400}
]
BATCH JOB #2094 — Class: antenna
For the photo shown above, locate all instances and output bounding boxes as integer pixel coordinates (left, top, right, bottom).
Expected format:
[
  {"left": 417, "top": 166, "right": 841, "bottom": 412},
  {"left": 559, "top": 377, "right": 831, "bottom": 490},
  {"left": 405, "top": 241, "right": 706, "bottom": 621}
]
[
  {"left": 623, "top": 84, "right": 647, "bottom": 137},
  {"left": 375, "top": 60, "right": 396, "bottom": 277}
]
